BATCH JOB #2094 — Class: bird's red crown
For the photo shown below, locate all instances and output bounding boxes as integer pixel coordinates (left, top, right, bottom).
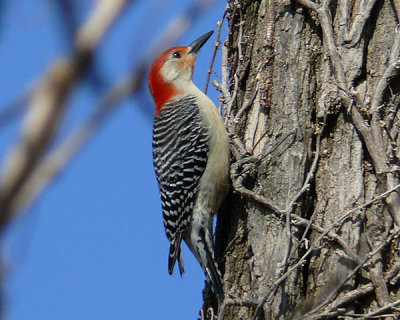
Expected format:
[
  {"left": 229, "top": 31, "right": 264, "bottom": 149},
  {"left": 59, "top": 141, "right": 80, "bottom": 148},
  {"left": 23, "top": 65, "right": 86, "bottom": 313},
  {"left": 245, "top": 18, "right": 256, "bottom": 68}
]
[{"left": 148, "top": 46, "right": 189, "bottom": 115}]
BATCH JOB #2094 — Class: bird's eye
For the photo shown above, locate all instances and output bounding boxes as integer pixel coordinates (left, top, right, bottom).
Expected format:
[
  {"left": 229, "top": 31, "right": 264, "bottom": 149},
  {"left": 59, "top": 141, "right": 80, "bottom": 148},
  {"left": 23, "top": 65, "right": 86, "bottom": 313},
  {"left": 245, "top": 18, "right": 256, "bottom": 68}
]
[{"left": 172, "top": 51, "right": 181, "bottom": 59}]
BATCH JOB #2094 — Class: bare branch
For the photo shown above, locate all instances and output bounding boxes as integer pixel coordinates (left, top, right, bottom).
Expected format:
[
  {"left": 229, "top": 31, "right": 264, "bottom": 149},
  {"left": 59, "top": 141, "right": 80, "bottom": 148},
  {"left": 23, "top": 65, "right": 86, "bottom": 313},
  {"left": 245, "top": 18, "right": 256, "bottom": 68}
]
[
  {"left": 285, "top": 120, "right": 325, "bottom": 215},
  {"left": 323, "top": 261, "right": 400, "bottom": 316},
  {"left": 369, "top": 255, "right": 391, "bottom": 310},
  {"left": 204, "top": 8, "right": 227, "bottom": 94},
  {"left": 213, "top": 43, "right": 231, "bottom": 113},
  {"left": 296, "top": 0, "right": 400, "bottom": 226},
  {"left": 225, "top": 70, "right": 239, "bottom": 122},
  {"left": 0, "top": 0, "right": 219, "bottom": 229},
  {"left": 75, "top": 0, "right": 130, "bottom": 52},
  {"left": 254, "top": 184, "right": 400, "bottom": 317},
  {"left": 8, "top": 65, "right": 146, "bottom": 215},
  {"left": 232, "top": 81, "right": 259, "bottom": 130},
  {"left": 337, "top": 0, "right": 349, "bottom": 45},
  {"left": 345, "top": 0, "right": 379, "bottom": 46},
  {"left": 357, "top": 299, "right": 400, "bottom": 319},
  {"left": 297, "top": 226, "right": 400, "bottom": 319},
  {"left": 234, "top": 183, "right": 286, "bottom": 215},
  {"left": 295, "top": 0, "right": 319, "bottom": 11},
  {"left": 394, "top": 0, "right": 400, "bottom": 22},
  {"left": 0, "top": 59, "right": 76, "bottom": 226},
  {"left": 370, "top": 29, "right": 400, "bottom": 114},
  {"left": 219, "top": 42, "right": 231, "bottom": 108},
  {"left": 0, "top": 90, "right": 30, "bottom": 128},
  {"left": 317, "top": 5, "right": 348, "bottom": 92},
  {"left": 0, "top": 0, "right": 131, "bottom": 230},
  {"left": 217, "top": 295, "right": 258, "bottom": 320},
  {"left": 237, "top": 6, "right": 244, "bottom": 63}
]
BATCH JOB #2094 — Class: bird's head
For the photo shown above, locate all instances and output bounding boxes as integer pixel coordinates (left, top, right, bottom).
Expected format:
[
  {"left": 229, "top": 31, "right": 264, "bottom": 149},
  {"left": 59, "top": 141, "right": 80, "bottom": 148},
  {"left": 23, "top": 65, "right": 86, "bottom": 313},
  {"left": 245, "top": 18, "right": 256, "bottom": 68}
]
[{"left": 149, "top": 31, "right": 213, "bottom": 114}]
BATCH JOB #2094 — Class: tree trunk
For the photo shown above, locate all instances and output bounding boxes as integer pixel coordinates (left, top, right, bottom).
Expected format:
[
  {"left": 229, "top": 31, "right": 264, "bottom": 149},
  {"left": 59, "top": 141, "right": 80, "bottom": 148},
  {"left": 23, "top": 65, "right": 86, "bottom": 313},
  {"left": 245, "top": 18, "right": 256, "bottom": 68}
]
[{"left": 204, "top": 0, "right": 400, "bottom": 319}]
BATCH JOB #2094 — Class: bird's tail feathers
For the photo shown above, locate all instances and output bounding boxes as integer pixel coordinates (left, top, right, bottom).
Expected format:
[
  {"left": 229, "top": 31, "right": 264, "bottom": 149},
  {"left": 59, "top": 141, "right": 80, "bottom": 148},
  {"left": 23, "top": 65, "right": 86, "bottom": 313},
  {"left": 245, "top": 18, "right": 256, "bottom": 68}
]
[
  {"left": 202, "top": 238, "right": 224, "bottom": 304},
  {"left": 199, "top": 228, "right": 223, "bottom": 304},
  {"left": 168, "top": 233, "right": 185, "bottom": 276}
]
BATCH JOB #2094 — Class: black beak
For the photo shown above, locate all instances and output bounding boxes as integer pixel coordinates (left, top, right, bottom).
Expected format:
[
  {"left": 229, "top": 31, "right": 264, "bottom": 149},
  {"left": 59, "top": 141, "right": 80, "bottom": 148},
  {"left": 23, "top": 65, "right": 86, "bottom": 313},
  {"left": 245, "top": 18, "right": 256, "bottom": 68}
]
[{"left": 188, "top": 31, "right": 214, "bottom": 55}]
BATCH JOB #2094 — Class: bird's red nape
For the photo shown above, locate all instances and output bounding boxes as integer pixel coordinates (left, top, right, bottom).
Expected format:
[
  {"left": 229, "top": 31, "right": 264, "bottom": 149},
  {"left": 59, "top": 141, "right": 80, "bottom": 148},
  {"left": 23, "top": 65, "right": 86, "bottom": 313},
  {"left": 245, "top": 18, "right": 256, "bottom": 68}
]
[{"left": 148, "top": 47, "right": 186, "bottom": 115}]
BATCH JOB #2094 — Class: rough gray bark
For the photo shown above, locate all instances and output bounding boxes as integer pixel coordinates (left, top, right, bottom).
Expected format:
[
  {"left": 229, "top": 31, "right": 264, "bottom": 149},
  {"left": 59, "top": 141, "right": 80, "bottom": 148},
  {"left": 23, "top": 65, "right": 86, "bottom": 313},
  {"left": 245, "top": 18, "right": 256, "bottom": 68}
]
[{"left": 202, "top": 0, "right": 400, "bottom": 319}]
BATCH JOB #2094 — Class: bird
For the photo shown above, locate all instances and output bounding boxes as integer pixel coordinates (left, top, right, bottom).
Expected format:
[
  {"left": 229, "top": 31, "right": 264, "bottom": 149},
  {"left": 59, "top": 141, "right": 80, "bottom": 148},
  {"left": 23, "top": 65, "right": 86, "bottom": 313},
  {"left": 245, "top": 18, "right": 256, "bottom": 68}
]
[{"left": 148, "top": 30, "right": 230, "bottom": 304}]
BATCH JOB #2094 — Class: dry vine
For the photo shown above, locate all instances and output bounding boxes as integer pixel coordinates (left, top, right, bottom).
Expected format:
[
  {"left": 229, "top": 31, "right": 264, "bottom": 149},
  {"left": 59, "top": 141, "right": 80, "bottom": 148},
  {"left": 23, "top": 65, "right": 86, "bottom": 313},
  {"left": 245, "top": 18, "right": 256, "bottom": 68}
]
[{"left": 210, "top": 0, "right": 400, "bottom": 319}]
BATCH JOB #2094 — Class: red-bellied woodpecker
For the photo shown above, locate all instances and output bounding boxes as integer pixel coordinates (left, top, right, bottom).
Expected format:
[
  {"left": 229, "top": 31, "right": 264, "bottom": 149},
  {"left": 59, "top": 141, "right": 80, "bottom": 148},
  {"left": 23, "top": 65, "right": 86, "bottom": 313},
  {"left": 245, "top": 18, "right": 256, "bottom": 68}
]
[{"left": 148, "top": 31, "right": 230, "bottom": 303}]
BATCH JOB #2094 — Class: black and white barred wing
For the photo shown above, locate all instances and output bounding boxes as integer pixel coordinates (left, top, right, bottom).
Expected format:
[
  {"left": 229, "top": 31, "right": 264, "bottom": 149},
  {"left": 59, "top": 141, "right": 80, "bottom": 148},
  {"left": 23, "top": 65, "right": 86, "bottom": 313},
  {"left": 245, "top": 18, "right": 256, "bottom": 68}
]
[{"left": 152, "top": 95, "right": 209, "bottom": 275}]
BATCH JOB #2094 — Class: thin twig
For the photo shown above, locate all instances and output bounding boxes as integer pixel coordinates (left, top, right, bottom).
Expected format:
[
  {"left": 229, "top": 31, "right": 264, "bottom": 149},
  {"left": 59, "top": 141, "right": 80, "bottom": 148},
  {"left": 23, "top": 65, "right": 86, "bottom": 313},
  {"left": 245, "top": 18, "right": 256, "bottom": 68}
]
[
  {"left": 232, "top": 82, "right": 259, "bottom": 131},
  {"left": 285, "top": 119, "right": 325, "bottom": 215},
  {"left": 299, "top": 227, "right": 400, "bottom": 319},
  {"left": 356, "top": 298, "right": 400, "bottom": 319},
  {"left": 275, "top": 119, "right": 326, "bottom": 279},
  {"left": 235, "top": 173, "right": 391, "bottom": 266},
  {"left": 226, "top": 74, "right": 239, "bottom": 122},
  {"left": 237, "top": 5, "right": 244, "bottom": 63},
  {"left": 204, "top": 8, "right": 227, "bottom": 94},
  {"left": 291, "top": 210, "right": 361, "bottom": 264},
  {"left": 214, "top": 42, "right": 232, "bottom": 114},
  {"left": 316, "top": 261, "right": 400, "bottom": 319},
  {"left": 290, "top": 192, "right": 326, "bottom": 261},
  {"left": 254, "top": 183, "right": 400, "bottom": 317},
  {"left": 217, "top": 295, "right": 258, "bottom": 320},
  {"left": 234, "top": 184, "right": 286, "bottom": 215}
]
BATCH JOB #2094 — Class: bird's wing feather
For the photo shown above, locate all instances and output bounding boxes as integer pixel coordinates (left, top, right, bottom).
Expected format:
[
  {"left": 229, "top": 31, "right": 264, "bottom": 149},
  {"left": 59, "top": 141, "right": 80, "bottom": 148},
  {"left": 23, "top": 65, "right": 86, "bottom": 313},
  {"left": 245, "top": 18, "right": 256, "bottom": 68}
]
[{"left": 152, "top": 95, "right": 209, "bottom": 274}]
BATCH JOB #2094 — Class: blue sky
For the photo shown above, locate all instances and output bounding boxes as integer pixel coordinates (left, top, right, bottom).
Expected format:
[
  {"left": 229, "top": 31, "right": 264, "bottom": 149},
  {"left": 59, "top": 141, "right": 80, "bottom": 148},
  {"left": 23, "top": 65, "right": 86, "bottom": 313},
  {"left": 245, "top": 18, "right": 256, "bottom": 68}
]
[{"left": 0, "top": 1, "right": 227, "bottom": 319}]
